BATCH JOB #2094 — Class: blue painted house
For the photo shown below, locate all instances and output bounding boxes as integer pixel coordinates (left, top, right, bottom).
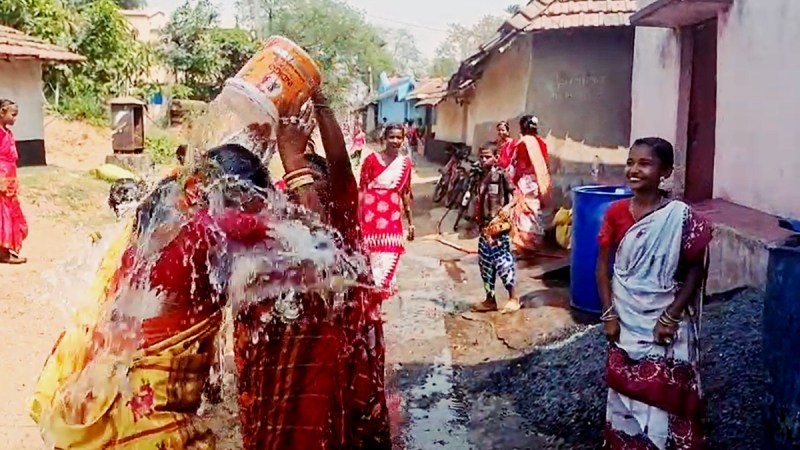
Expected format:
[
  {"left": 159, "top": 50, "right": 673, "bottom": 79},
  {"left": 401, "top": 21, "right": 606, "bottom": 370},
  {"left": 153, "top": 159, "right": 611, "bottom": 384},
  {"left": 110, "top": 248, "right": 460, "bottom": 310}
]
[{"left": 372, "top": 73, "right": 425, "bottom": 126}]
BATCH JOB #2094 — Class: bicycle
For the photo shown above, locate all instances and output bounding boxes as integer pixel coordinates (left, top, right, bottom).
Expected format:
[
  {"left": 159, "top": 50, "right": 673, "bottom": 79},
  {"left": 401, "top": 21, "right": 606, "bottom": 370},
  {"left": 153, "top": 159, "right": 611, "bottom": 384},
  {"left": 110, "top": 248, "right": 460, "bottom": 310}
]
[
  {"left": 450, "top": 159, "right": 485, "bottom": 232},
  {"left": 433, "top": 144, "right": 471, "bottom": 205}
]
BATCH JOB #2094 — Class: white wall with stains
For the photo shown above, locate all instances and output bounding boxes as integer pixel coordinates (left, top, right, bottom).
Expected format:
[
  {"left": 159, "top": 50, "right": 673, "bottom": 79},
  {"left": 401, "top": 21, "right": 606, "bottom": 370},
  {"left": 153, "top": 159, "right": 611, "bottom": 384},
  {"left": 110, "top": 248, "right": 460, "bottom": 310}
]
[
  {"left": 630, "top": 0, "right": 800, "bottom": 218},
  {"left": 0, "top": 60, "right": 44, "bottom": 142}
]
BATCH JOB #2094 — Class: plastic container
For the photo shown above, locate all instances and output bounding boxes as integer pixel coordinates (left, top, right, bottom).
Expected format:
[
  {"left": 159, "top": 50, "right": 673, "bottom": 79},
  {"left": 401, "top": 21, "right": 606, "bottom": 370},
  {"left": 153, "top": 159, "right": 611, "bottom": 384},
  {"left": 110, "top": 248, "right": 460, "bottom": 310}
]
[
  {"left": 763, "top": 237, "right": 800, "bottom": 449},
  {"left": 219, "top": 36, "right": 322, "bottom": 126},
  {"left": 569, "top": 185, "right": 632, "bottom": 313}
]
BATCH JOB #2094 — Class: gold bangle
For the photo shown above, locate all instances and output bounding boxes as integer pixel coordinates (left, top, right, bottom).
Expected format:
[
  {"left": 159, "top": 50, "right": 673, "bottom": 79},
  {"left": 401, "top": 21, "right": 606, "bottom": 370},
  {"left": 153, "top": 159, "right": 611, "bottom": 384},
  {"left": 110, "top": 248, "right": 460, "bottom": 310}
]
[
  {"left": 283, "top": 168, "right": 313, "bottom": 183},
  {"left": 663, "top": 310, "right": 682, "bottom": 324},
  {"left": 286, "top": 174, "right": 315, "bottom": 191}
]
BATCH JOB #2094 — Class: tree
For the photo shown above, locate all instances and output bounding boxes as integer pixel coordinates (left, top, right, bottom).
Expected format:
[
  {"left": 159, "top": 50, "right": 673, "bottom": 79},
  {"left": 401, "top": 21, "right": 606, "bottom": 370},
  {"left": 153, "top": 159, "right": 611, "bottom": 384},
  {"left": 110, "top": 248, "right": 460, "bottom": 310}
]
[
  {"left": 506, "top": 3, "right": 521, "bottom": 15},
  {"left": 235, "top": 0, "right": 394, "bottom": 107},
  {"left": 113, "top": 0, "right": 146, "bottom": 8},
  {"left": 436, "top": 15, "right": 505, "bottom": 62},
  {"left": 428, "top": 56, "right": 458, "bottom": 78},
  {"left": 383, "top": 28, "right": 426, "bottom": 76},
  {"left": 161, "top": 0, "right": 222, "bottom": 93}
]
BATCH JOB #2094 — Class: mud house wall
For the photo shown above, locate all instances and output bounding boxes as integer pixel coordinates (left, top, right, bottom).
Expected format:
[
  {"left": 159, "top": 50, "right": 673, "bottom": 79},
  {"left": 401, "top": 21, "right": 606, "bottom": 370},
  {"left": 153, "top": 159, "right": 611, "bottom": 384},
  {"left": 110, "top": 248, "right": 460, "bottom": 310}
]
[
  {"left": 468, "top": 36, "right": 533, "bottom": 148},
  {"left": 428, "top": 97, "right": 468, "bottom": 163},
  {"left": 526, "top": 28, "right": 635, "bottom": 207},
  {"left": 713, "top": 0, "right": 800, "bottom": 219},
  {"left": 0, "top": 60, "right": 46, "bottom": 166}
]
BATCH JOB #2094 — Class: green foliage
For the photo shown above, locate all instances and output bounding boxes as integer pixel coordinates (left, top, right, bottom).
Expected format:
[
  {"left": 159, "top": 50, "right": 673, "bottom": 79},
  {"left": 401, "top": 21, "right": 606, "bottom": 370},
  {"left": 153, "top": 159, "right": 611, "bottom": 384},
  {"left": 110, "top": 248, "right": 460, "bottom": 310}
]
[
  {"left": 428, "top": 56, "right": 459, "bottom": 78},
  {"left": 161, "top": 1, "right": 260, "bottom": 101},
  {"left": 236, "top": 0, "right": 395, "bottom": 107},
  {"left": 1, "top": 0, "right": 153, "bottom": 119},
  {"left": 436, "top": 15, "right": 505, "bottom": 62},
  {"left": 145, "top": 129, "right": 180, "bottom": 165}
]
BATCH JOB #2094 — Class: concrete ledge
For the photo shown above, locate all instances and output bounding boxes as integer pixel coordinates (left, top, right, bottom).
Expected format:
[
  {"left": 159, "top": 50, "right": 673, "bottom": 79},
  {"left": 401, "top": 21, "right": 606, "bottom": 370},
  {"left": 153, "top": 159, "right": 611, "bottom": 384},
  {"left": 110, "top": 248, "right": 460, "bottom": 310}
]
[{"left": 695, "top": 199, "right": 794, "bottom": 295}]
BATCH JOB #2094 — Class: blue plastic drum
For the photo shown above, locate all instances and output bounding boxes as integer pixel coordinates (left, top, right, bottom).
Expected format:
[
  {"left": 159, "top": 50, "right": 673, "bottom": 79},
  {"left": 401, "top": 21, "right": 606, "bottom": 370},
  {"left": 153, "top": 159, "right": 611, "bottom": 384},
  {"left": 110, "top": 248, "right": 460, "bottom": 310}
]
[{"left": 570, "top": 185, "right": 632, "bottom": 313}]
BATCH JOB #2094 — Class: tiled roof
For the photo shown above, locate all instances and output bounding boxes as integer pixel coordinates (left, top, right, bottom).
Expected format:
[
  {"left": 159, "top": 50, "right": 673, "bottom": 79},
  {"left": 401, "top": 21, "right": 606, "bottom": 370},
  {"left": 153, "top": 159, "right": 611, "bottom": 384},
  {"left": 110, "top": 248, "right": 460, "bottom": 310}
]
[
  {"left": 0, "top": 25, "right": 85, "bottom": 62},
  {"left": 408, "top": 78, "right": 448, "bottom": 100},
  {"left": 509, "top": 0, "right": 637, "bottom": 31},
  {"left": 446, "top": 0, "right": 637, "bottom": 93}
]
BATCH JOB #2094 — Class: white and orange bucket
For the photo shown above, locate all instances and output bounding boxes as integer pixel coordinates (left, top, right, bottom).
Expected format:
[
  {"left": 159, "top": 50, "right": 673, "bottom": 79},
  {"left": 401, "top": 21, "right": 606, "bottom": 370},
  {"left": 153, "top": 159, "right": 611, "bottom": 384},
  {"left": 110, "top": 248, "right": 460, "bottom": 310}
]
[{"left": 219, "top": 36, "right": 322, "bottom": 128}]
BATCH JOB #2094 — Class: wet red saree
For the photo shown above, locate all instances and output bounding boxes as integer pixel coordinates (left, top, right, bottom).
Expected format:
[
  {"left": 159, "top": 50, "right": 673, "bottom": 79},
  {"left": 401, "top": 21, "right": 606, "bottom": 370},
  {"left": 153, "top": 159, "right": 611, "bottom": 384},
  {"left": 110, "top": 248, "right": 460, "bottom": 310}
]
[{"left": 235, "top": 158, "right": 390, "bottom": 450}]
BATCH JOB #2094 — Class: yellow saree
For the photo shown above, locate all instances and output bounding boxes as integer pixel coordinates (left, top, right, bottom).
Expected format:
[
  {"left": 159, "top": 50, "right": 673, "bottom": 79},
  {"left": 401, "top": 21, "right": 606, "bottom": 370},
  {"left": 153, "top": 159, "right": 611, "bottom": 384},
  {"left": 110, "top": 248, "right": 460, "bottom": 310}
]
[{"left": 30, "top": 223, "right": 221, "bottom": 449}]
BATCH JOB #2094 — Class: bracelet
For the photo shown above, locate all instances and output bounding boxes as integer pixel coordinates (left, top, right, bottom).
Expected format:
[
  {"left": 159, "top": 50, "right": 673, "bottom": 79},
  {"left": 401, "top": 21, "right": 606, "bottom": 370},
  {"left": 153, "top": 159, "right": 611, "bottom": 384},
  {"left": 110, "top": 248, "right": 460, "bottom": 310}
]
[
  {"left": 663, "top": 309, "right": 682, "bottom": 324},
  {"left": 658, "top": 314, "right": 681, "bottom": 328},
  {"left": 283, "top": 168, "right": 313, "bottom": 184},
  {"left": 286, "top": 174, "right": 315, "bottom": 191},
  {"left": 600, "top": 306, "right": 618, "bottom": 322}
]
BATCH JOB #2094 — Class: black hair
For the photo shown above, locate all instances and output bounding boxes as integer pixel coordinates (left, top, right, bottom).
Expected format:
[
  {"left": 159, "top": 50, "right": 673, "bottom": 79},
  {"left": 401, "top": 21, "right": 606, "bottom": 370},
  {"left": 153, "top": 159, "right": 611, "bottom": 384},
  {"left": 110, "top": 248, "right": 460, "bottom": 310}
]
[
  {"left": 108, "top": 178, "right": 146, "bottom": 216},
  {"left": 632, "top": 137, "right": 675, "bottom": 169},
  {"left": 519, "top": 115, "right": 538, "bottom": 135},
  {"left": 0, "top": 99, "right": 16, "bottom": 110},
  {"left": 479, "top": 142, "right": 499, "bottom": 155},
  {"left": 304, "top": 153, "right": 328, "bottom": 178},
  {"left": 206, "top": 143, "right": 271, "bottom": 189},
  {"left": 382, "top": 123, "right": 405, "bottom": 139},
  {"left": 134, "top": 176, "right": 178, "bottom": 236},
  {"left": 496, "top": 121, "right": 510, "bottom": 131}
]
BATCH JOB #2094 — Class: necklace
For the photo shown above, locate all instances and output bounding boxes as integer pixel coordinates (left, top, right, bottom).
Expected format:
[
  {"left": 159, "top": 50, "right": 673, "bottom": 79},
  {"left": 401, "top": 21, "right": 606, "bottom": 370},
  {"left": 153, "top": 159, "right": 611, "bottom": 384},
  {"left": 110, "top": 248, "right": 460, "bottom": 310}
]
[{"left": 629, "top": 196, "right": 667, "bottom": 221}]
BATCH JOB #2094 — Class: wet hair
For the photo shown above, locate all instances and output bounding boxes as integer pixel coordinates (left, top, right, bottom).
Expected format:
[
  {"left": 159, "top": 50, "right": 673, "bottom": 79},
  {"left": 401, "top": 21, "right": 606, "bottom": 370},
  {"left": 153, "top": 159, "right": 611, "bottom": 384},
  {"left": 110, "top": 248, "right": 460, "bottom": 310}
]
[
  {"left": 175, "top": 144, "right": 188, "bottom": 164},
  {"left": 383, "top": 123, "right": 405, "bottom": 139},
  {"left": 479, "top": 142, "right": 499, "bottom": 155},
  {"left": 632, "top": 137, "right": 675, "bottom": 169},
  {"left": 134, "top": 176, "right": 178, "bottom": 236},
  {"left": 108, "top": 178, "right": 147, "bottom": 216},
  {"left": 304, "top": 153, "right": 328, "bottom": 179},
  {"left": 519, "top": 115, "right": 538, "bottom": 134},
  {"left": 206, "top": 143, "right": 271, "bottom": 189}
]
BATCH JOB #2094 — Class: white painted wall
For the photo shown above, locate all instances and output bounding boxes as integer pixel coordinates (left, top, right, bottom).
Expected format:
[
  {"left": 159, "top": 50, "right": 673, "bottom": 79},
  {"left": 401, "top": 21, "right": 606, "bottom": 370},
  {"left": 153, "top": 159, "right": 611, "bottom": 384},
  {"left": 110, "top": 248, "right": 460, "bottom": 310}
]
[
  {"left": 629, "top": 27, "right": 682, "bottom": 145},
  {"left": 432, "top": 97, "right": 465, "bottom": 143},
  {"left": 630, "top": 0, "right": 800, "bottom": 218},
  {"left": 714, "top": 0, "right": 800, "bottom": 218},
  {"left": 0, "top": 60, "right": 44, "bottom": 141},
  {"left": 466, "top": 36, "right": 532, "bottom": 146}
]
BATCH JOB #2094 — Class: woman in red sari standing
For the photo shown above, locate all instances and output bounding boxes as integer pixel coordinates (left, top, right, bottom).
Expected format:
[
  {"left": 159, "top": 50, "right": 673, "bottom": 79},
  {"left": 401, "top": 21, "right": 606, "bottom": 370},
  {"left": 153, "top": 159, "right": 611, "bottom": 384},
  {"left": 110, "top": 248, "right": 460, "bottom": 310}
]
[
  {"left": 0, "top": 99, "right": 28, "bottom": 264},
  {"left": 359, "top": 124, "right": 415, "bottom": 299},
  {"left": 509, "top": 115, "right": 551, "bottom": 253}
]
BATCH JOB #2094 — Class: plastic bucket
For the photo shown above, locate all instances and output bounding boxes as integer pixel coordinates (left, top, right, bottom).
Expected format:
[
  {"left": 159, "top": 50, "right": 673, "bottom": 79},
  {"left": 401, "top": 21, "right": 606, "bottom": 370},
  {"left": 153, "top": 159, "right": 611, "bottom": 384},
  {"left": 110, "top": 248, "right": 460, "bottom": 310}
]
[
  {"left": 570, "top": 185, "right": 632, "bottom": 314},
  {"left": 220, "top": 36, "right": 322, "bottom": 125}
]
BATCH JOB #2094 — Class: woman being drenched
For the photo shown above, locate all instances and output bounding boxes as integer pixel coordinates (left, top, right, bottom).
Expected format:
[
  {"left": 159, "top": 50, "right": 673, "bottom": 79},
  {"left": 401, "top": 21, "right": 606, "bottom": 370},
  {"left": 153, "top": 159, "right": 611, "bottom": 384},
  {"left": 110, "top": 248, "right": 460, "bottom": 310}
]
[
  {"left": 234, "top": 89, "right": 391, "bottom": 450},
  {"left": 596, "top": 137, "right": 712, "bottom": 450}
]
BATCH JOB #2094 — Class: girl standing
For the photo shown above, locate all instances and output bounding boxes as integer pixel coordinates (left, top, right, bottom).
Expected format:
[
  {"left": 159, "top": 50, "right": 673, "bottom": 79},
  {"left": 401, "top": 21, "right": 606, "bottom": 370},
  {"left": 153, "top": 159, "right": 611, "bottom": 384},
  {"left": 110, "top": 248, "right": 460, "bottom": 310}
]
[
  {"left": 351, "top": 124, "right": 366, "bottom": 167},
  {"left": 0, "top": 99, "right": 27, "bottom": 264},
  {"left": 359, "top": 124, "right": 415, "bottom": 299},
  {"left": 596, "top": 137, "right": 712, "bottom": 450},
  {"left": 496, "top": 121, "right": 516, "bottom": 173}
]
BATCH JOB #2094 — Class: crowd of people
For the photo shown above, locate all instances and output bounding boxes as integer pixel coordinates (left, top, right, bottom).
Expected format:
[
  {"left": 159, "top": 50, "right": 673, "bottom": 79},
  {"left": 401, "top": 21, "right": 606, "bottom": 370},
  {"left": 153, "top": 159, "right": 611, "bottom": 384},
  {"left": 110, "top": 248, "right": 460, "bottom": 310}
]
[{"left": 0, "top": 72, "right": 711, "bottom": 448}]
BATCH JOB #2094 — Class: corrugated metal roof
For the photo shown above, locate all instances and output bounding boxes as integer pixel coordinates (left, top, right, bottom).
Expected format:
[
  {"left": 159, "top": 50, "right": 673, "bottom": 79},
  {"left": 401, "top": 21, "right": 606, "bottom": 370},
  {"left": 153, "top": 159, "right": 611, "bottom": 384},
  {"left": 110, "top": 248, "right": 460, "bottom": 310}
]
[{"left": 0, "top": 26, "right": 85, "bottom": 62}]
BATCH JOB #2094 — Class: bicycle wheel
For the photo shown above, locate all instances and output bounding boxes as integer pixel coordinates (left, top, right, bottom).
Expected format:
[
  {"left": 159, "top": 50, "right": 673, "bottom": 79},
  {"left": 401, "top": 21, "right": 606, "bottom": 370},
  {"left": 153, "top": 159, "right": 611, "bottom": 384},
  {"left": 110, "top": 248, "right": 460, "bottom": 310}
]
[
  {"left": 446, "top": 170, "right": 467, "bottom": 208},
  {"left": 433, "top": 172, "right": 450, "bottom": 203},
  {"left": 453, "top": 188, "right": 474, "bottom": 231}
]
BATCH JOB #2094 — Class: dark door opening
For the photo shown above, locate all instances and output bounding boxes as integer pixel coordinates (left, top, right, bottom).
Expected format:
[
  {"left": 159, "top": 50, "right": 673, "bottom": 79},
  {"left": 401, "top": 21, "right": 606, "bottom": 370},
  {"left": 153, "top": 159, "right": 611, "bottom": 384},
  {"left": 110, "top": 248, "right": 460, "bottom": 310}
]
[{"left": 684, "top": 19, "right": 718, "bottom": 203}]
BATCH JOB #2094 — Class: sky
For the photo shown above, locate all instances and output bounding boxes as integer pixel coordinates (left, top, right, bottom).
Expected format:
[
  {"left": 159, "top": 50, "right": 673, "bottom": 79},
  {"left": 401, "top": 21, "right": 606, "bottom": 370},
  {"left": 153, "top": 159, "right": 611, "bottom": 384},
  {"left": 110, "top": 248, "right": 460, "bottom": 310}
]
[{"left": 148, "top": 0, "right": 512, "bottom": 59}]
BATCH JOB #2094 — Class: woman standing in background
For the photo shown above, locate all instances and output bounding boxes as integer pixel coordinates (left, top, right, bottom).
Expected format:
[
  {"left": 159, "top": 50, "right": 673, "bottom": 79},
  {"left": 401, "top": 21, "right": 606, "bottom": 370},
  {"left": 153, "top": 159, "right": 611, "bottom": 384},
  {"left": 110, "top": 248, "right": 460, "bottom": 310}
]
[{"left": 0, "top": 99, "right": 28, "bottom": 264}]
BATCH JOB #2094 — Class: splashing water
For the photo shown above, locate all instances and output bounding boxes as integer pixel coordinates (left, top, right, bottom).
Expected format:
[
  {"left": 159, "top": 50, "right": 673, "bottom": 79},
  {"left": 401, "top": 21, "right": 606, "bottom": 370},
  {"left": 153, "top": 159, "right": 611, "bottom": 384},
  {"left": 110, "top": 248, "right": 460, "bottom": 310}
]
[{"left": 34, "top": 134, "right": 371, "bottom": 447}]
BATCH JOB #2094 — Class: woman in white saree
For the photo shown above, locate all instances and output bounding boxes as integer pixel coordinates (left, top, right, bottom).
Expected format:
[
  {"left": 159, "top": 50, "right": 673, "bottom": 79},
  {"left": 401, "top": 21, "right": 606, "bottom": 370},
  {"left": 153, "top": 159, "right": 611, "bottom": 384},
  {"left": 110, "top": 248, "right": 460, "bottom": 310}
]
[{"left": 596, "top": 138, "right": 712, "bottom": 450}]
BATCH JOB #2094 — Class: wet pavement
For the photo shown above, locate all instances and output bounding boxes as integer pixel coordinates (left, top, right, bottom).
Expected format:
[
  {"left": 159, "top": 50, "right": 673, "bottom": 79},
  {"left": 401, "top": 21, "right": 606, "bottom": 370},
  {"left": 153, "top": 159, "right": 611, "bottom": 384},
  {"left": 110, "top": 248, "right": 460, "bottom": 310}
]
[{"left": 383, "top": 160, "right": 768, "bottom": 449}]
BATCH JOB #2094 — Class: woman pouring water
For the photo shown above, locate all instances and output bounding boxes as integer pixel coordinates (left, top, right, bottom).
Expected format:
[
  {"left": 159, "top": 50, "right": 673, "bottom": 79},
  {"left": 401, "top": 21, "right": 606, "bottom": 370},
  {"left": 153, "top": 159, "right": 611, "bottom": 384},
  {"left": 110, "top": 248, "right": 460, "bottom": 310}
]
[{"left": 234, "top": 88, "right": 391, "bottom": 450}]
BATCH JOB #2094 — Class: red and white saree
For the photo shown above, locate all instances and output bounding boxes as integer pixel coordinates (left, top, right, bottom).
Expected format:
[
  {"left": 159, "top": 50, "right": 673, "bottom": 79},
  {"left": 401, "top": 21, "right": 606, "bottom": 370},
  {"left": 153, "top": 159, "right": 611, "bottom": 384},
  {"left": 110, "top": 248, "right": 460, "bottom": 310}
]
[
  {"left": 599, "top": 199, "right": 712, "bottom": 450},
  {"left": 359, "top": 152, "right": 412, "bottom": 298}
]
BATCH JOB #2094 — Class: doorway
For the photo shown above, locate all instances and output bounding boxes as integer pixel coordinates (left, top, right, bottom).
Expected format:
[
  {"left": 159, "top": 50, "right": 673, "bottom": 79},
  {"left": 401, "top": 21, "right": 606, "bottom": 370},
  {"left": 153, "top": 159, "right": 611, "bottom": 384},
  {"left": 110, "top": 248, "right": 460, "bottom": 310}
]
[{"left": 684, "top": 19, "right": 718, "bottom": 203}]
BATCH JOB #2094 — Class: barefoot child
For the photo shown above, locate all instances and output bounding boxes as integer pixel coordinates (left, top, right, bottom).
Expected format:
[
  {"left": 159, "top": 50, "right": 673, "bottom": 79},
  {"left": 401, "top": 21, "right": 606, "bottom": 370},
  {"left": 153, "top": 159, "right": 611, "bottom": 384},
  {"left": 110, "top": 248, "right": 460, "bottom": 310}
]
[{"left": 472, "top": 142, "right": 521, "bottom": 313}]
